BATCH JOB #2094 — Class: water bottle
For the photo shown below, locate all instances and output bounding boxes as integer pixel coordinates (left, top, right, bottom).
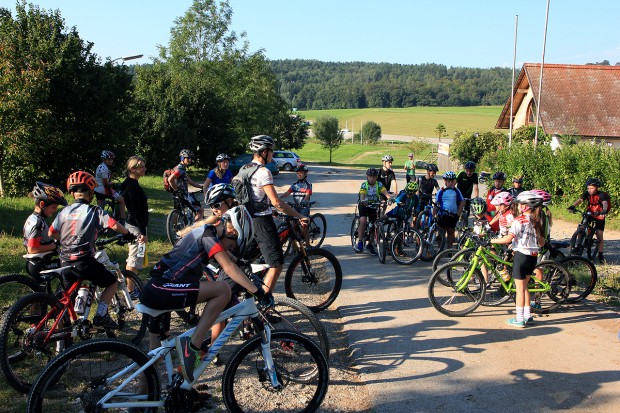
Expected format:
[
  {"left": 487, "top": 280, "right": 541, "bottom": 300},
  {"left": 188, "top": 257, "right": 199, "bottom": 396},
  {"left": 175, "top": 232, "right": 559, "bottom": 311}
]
[
  {"left": 74, "top": 286, "right": 90, "bottom": 315},
  {"left": 137, "top": 242, "right": 146, "bottom": 258}
]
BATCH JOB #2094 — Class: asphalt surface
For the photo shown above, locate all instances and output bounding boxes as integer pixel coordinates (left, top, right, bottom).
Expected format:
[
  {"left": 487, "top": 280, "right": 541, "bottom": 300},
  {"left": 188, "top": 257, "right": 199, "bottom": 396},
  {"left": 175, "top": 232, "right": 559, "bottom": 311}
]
[{"left": 273, "top": 164, "right": 620, "bottom": 413}]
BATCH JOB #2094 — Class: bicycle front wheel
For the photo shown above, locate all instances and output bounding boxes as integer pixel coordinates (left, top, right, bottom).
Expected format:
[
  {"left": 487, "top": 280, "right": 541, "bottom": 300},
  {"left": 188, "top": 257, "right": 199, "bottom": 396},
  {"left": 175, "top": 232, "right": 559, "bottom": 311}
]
[
  {"left": 27, "top": 338, "right": 160, "bottom": 413},
  {"left": 560, "top": 256, "right": 598, "bottom": 303},
  {"left": 284, "top": 248, "right": 343, "bottom": 313},
  {"left": 428, "top": 262, "right": 485, "bottom": 317},
  {"left": 350, "top": 216, "right": 360, "bottom": 250},
  {"left": 390, "top": 229, "right": 423, "bottom": 265},
  {"left": 0, "top": 274, "right": 42, "bottom": 316},
  {"left": 166, "top": 209, "right": 185, "bottom": 245},
  {"left": 419, "top": 225, "right": 445, "bottom": 262},
  {"left": 308, "top": 213, "right": 327, "bottom": 248},
  {"left": 222, "top": 330, "right": 329, "bottom": 413},
  {"left": 569, "top": 230, "right": 586, "bottom": 257},
  {"left": 415, "top": 210, "right": 432, "bottom": 232},
  {"left": 109, "top": 271, "right": 148, "bottom": 345},
  {"left": 377, "top": 224, "right": 387, "bottom": 263},
  {"left": 530, "top": 260, "right": 571, "bottom": 314}
]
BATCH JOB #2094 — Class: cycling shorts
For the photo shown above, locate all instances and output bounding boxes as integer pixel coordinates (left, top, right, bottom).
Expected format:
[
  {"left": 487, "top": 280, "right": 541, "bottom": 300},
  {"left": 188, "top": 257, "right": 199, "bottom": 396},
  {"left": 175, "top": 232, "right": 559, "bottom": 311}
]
[
  {"left": 252, "top": 215, "right": 284, "bottom": 267},
  {"left": 95, "top": 190, "right": 123, "bottom": 202},
  {"left": 593, "top": 219, "right": 605, "bottom": 232},
  {"left": 358, "top": 203, "right": 378, "bottom": 221},
  {"left": 437, "top": 213, "right": 458, "bottom": 230},
  {"left": 61, "top": 256, "right": 117, "bottom": 289},
  {"left": 140, "top": 271, "right": 200, "bottom": 311},
  {"left": 512, "top": 251, "right": 538, "bottom": 280}
]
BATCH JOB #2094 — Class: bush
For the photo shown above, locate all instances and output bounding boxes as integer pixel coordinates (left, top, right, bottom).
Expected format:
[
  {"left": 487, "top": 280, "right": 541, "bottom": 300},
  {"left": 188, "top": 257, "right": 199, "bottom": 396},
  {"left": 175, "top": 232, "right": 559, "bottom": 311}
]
[
  {"left": 450, "top": 130, "right": 508, "bottom": 165},
  {"left": 362, "top": 121, "right": 381, "bottom": 144}
]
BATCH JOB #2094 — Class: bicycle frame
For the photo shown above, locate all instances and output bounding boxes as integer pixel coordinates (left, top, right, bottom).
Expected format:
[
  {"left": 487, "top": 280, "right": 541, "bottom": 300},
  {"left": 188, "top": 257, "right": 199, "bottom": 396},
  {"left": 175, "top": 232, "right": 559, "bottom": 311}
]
[{"left": 99, "top": 298, "right": 277, "bottom": 409}]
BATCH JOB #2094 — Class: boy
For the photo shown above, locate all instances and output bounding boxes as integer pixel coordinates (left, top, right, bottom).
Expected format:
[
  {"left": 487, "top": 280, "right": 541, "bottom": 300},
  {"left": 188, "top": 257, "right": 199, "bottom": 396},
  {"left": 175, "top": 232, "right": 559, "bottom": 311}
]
[
  {"left": 378, "top": 155, "right": 397, "bottom": 193},
  {"left": 485, "top": 171, "right": 508, "bottom": 216},
  {"left": 94, "top": 150, "right": 126, "bottom": 224},
  {"left": 50, "top": 171, "right": 135, "bottom": 329},
  {"left": 508, "top": 175, "right": 525, "bottom": 197},
  {"left": 456, "top": 161, "right": 479, "bottom": 222},
  {"left": 280, "top": 164, "right": 313, "bottom": 217},
  {"left": 356, "top": 167, "right": 393, "bottom": 254},
  {"left": 417, "top": 163, "right": 440, "bottom": 210},
  {"left": 386, "top": 181, "right": 420, "bottom": 227},
  {"left": 168, "top": 149, "right": 204, "bottom": 221},
  {"left": 434, "top": 171, "right": 465, "bottom": 248}
]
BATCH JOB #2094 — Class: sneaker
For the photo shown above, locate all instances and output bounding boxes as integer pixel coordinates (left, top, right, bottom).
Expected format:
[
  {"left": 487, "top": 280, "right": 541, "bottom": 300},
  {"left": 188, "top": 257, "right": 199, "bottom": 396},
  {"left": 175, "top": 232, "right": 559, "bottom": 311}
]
[
  {"left": 176, "top": 336, "right": 199, "bottom": 382},
  {"left": 129, "top": 290, "right": 140, "bottom": 301},
  {"left": 354, "top": 241, "right": 363, "bottom": 253},
  {"left": 366, "top": 245, "right": 376, "bottom": 255},
  {"left": 505, "top": 317, "right": 526, "bottom": 328},
  {"left": 93, "top": 313, "right": 120, "bottom": 330},
  {"left": 525, "top": 317, "right": 535, "bottom": 325},
  {"left": 598, "top": 253, "right": 606, "bottom": 264},
  {"left": 530, "top": 301, "right": 542, "bottom": 310}
]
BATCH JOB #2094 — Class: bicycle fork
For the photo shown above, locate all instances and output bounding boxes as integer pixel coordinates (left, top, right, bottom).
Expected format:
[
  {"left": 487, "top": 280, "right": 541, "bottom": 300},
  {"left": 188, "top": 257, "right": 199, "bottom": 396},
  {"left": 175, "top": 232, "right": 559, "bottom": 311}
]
[{"left": 259, "top": 325, "right": 283, "bottom": 390}]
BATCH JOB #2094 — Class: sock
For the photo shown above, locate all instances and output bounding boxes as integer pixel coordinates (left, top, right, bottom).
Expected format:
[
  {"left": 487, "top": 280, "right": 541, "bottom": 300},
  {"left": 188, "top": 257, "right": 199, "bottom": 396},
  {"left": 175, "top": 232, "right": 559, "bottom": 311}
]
[
  {"left": 515, "top": 306, "right": 524, "bottom": 323},
  {"left": 96, "top": 302, "right": 108, "bottom": 317},
  {"left": 524, "top": 306, "right": 531, "bottom": 320},
  {"left": 189, "top": 341, "right": 200, "bottom": 353}
]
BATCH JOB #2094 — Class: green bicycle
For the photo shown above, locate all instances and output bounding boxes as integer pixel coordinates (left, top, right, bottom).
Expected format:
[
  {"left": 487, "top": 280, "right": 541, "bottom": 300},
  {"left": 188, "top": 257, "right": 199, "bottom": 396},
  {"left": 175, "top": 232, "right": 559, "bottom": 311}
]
[{"left": 427, "top": 242, "right": 571, "bottom": 317}]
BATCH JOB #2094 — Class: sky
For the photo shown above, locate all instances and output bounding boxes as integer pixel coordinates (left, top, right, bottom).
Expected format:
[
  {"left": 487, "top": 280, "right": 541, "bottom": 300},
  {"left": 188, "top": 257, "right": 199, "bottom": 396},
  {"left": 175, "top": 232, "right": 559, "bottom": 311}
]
[{"left": 4, "top": 0, "right": 620, "bottom": 68}]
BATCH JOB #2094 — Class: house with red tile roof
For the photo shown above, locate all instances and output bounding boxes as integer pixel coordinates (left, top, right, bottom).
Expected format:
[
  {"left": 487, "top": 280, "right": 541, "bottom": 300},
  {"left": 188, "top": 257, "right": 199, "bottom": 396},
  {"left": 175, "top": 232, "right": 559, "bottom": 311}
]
[{"left": 496, "top": 63, "right": 620, "bottom": 145}]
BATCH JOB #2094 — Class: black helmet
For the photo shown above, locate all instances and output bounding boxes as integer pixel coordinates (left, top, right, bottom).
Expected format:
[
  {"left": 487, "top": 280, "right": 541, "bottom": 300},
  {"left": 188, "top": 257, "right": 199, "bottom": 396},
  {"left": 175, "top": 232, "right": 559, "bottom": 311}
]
[
  {"left": 492, "top": 171, "right": 506, "bottom": 181},
  {"left": 586, "top": 178, "right": 601, "bottom": 187},
  {"left": 101, "top": 150, "right": 115, "bottom": 160},
  {"left": 366, "top": 167, "right": 379, "bottom": 177},
  {"left": 512, "top": 175, "right": 524, "bottom": 183},
  {"left": 295, "top": 164, "right": 308, "bottom": 173},
  {"left": 464, "top": 161, "right": 476, "bottom": 170},
  {"left": 206, "top": 183, "right": 236, "bottom": 207},
  {"left": 179, "top": 149, "right": 195, "bottom": 159},
  {"left": 33, "top": 182, "right": 68, "bottom": 207},
  {"left": 426, "top": 163, "right": 439, "bottom": 172},
  {"left": 249, "top": 135, "right": 275, "bottom": 153}
]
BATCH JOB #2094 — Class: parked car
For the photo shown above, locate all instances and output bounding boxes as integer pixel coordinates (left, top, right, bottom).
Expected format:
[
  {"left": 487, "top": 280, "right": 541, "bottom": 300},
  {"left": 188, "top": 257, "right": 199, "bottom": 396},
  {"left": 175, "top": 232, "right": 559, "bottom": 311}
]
[
  {"left": 228, "top": 154, "right": 279, "bottom": 176},
  {"left": 272, "top": 151, "right": 301, "bottom": 171}
]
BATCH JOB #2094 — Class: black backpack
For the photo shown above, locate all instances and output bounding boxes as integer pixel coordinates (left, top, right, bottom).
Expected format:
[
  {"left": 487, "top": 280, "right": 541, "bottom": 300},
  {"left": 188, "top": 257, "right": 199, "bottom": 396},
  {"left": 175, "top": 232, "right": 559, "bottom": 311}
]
[{"left": 232, "top": 163, "right": 268, "bottom": 216}]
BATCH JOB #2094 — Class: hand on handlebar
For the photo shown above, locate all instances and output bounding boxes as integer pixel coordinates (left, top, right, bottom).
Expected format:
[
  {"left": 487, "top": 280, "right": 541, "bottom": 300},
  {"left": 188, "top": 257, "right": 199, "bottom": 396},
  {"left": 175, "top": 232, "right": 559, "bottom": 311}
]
[
  {"left": 122, "top": 232, "right": 137, "bottom": 242},
  {"left": 567, "top": 205, "right": 577, "bottom": 213}
]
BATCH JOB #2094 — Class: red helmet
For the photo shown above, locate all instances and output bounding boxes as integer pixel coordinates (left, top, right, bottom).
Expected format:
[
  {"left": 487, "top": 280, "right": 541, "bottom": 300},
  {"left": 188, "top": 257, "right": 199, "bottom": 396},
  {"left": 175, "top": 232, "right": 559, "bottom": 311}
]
[
  {"left": 66, "top": 171, "right": 97, "bottom": 193},
  {"left": 531, "top": 189, "right": 552, "bottom": 206}
]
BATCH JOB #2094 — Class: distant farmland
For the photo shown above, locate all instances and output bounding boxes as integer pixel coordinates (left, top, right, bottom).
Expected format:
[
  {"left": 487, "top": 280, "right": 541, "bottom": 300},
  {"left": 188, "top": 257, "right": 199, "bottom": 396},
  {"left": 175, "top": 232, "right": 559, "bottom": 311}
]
[{"left": 300, "top": 106, "right": 503, "bottom": 138}]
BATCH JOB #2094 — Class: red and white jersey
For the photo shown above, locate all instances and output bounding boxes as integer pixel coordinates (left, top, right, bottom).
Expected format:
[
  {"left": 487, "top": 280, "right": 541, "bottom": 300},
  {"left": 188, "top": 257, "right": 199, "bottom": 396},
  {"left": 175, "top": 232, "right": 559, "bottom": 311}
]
[{"left": 509, "top": 214, "right": 540, "bottom": 256}]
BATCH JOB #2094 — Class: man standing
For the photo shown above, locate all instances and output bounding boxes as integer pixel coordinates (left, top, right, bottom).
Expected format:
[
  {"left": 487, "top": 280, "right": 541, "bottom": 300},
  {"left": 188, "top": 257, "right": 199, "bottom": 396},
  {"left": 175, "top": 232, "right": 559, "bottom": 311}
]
[{"left": 404, "top": 153, "right": 416, "bottom": 184}]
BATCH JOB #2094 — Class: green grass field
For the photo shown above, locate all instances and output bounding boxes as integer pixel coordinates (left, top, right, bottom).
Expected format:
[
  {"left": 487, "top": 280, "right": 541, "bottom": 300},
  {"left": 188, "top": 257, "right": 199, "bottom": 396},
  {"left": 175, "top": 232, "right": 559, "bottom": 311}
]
[{"left": 300, "top": 106, "right": 503, "bottom": 137}]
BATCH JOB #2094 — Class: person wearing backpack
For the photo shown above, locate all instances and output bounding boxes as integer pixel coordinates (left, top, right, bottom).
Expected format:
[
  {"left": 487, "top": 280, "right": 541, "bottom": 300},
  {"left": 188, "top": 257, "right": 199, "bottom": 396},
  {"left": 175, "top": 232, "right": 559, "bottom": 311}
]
[
  {"left": 167, "top": 149, "right": 204, "bottom": 221},
  {"left": 235, "top": 135, "right": 309, "bottom": 293},
  {"left": 434, "top": 171, "right": 465, "bottom": 248}
]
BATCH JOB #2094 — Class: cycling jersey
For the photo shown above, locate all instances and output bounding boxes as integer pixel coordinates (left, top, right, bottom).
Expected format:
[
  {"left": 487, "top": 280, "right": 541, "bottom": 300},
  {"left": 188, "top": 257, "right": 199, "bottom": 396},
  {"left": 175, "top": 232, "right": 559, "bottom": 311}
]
[
  {"left": 498, "top": 209, "right": 515, "bottom": 236},
  {"left": 417, "top": 176, "right": 439, "bottom": 196},
  {"left": 455, "top": 171, "right": 479, "bottom": 198},
  {"left": 170, "top": 163, "right": 190, "bottom": 195},
  {"left": 508, "top": 187, "right": 525, "bottom": 197},
  {"left": 23, "top": 212, "right": 55, "bottom": 250},
  {"left": 580, "top": 190, "right": 610, "bottom": 221},
  {"left": 94, "top": 162, "right": 115, "bottom": 196},
  {"left": 289, "top": 179, "right": 313, "bottom": 204},
  {"left": 435, "top": 187, "right": 464, "bottom": 215},
  {"left": 386, "top": 190, "right": 420, "bottom": 220},
  {"left": 486, "top": 187, "right": 508, "bottom": 215},
  {"left": 378, "top": 168, "right": 396, "bottom": 192},
  {"left": 205, "top": 168, "right": 232, "bottom": 190},
  {"left": 509, "top": 215, "right": 540, "bottom": 256},
  {"left": 359, "top": 181, "right": 386, "bottom": 203},
  {"left": 249, "top": 162, "right": 274, "bottom": 217}
]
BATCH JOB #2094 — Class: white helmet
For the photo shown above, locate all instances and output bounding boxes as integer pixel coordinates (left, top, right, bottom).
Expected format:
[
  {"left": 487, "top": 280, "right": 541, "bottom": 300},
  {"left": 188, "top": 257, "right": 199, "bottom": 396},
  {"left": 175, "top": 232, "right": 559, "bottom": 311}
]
[
  {"left": 382, "top": 154, "right": 394, "bottom": 162},
  {"left": 223, "top": 205, "right": 254, "bottom": 253},
  {"left": 248, "top": 135, "right": 275, "bottom": 153},
  {"left": 516, "top": 190, "right": 544, "bottom": 208}
]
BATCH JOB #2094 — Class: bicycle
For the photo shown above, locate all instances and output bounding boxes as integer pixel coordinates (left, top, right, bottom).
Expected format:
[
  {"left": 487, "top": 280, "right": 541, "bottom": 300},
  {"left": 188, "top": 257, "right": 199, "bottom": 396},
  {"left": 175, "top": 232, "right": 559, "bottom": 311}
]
[
  {"left": 568, "top": 208, "right": 601, "bottom": 260},
  {"left": 27, "top": 296, "right": 329, "bottom": 412},
  {"left": 350, "top": 201, "right": 389, "bottom": 263},
  {"left": 284, "top": 201, "right": 327, "bottom": 251},
  {"left": 427, "top": 241, "right": 571, "bottom": 317},
  {"left": 386, "top": 205, "right": 423, "bottom": 265},
  {"left": 415, "top": 199, "right": 447, "bottom": 262},
  {"left": 166, "top": 192, "right": 198, "bottom": 245},
  {"left": 454, "top": 198, "right": 471, "bottom": 240},
  {"left": 0, "top": 235, "right": 147, "bottom": 394},
  {"left": 560, "top": 255, "right": 598, "bottom": 303}
]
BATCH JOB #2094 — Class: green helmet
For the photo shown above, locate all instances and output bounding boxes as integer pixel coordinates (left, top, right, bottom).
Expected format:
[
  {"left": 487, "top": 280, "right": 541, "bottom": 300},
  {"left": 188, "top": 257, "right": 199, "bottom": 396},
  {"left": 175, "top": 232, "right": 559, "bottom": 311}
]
[
  {"left": 471, "top": 197, "right": 487, "bottom": 215},
  {"left": 405, "top": 181, "right": 418, "bottom": 194}
]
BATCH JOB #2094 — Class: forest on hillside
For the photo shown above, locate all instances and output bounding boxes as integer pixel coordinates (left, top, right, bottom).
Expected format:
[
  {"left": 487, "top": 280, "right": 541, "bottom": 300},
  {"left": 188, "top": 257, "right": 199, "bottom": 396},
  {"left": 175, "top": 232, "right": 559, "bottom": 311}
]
[{"left": 269, "top": 59, "right": 514, "bottom": 110}]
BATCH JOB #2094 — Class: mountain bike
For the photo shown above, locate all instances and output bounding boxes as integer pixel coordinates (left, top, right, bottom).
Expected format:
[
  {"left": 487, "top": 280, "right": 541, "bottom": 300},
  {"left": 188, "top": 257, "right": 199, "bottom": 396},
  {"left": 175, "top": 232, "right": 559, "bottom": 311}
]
[
  {"left": 568, "top": 209, "right": 601, "bottom": 260},
  {"left": 0, "top": 235, "right": 147, "bottom": 393},
  {"left": 415, "top": 200, "right": 447, "bottom": 261},
  {"left": 387, "top": 207, "right": 423, "bottom": 265},
  {"left": 427, "top": 242, "right": 571, "bottom": 317},
  {"left": 27, "top": 297, "right": 329, "bottom": 413},
  {"left": 454, "top": 198, "right": 471, "bottom": 241},
  {"left": 350, "top": 201, "right": 389, "bottom": 263},
  {"left": 166, "top": 193, "right": 198, "bottom": 245},
  {"left": 560, "top": 255, "right": 598, "bottom": 303},
  {"left": 283, "top": 201, "right": 327, "bottom": 252}
]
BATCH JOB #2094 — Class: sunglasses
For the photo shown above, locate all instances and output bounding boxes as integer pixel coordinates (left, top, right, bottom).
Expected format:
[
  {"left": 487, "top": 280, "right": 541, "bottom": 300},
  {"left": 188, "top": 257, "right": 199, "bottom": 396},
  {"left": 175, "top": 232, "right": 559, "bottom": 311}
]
[{"left": 210, "top": 202, "right": 223, "bottom": 209}]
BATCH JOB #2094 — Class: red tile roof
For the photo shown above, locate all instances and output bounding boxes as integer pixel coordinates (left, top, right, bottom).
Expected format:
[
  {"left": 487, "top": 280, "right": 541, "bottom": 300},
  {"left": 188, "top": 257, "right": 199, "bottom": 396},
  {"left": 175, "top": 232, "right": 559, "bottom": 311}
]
[{"left": 496, "top": 63, "right": 620, "bottom": 138}]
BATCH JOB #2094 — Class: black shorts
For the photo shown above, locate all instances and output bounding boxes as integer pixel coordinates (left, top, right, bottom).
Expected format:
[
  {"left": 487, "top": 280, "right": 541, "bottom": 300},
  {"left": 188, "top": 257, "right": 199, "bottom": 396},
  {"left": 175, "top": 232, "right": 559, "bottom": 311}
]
[
  {"left": 358, "top": 204, "right": 378, "bottom": 221},
  {"left": 437, "top": 213, "right": 458, "bottom": 230},
  {"left": 512, "top": 251, "right": 538, "bottom": 280},
  {"left": 252, "top": 215, "right": 284, "bottom": 267},
  {"left": 593, "top": 219, "right": 605, "bottom": 231},
  {"left": 140, "top": 271, "right": 200, "bottom": 310},
  {"left": 62, "top": 256, "right": 117, "bottom": 289}
]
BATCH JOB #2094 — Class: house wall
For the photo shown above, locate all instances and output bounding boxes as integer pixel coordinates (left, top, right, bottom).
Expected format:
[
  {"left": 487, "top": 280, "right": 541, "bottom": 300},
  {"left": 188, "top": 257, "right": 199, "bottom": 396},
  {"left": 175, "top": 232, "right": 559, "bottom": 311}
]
[{"left": 513, "top": 89, "right": 536, "bottom": 129}]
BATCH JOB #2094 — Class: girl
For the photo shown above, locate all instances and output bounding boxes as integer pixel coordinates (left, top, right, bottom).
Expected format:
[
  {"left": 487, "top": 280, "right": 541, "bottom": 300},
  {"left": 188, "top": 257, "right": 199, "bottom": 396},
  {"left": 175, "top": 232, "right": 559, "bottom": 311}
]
[
  {"left": 203, "top": 153, "right": 233, "bottom": 193},
  {"left": 491, "top": 191, "right": 545, "bottom": 328}
]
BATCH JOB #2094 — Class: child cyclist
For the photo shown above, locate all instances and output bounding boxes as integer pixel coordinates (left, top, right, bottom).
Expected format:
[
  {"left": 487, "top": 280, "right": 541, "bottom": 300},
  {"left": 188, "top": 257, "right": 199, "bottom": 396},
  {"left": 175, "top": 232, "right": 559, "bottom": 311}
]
[
  {"left": 280, "top": 163, "right": 313, "bottom": 216},
  {"left": 434, "top": 171, "right": 465, "bottom": 249},
  {"left": 386, "top": 181, "right": 420, "bottom": 227},
  {"left": 489, "top": 192, "right": 515, "bottom": 237},
  {"left": 485, "top": 171, "right": 508, "bottom": 216},
  {"left": 168, "top": 149, "right": 204, "bottom": 221},
  {"left": 94, "top": 150, "right": 126, "bottom": 224},
  {"left": 491, "top": 191, "right": 546, "bottom": 328},
  {"left": 23, "top": 182, "right": 67, "bottom": 282},
  {"left": 355, "top": 167, "right": 394, "bottom": 255},
  {"left": 49, "top": 171, "right": 136, "bottom": 329}
]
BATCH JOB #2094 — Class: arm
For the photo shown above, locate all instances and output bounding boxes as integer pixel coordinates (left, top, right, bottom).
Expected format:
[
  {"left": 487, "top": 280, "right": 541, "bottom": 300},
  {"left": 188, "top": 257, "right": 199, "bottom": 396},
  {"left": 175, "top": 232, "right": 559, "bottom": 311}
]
[
  {"left": 263, "top": 184, "right": 308, "bottom": 222},
  {"left": 213, "top": 251, "right": 261, "bottom": 294},
  {"left": 472, "top": 184, "right": 479, "bottom": 198},
  {"left": 279, "top": 188, "right": 292, "bottom": 198},
  {"left": 202, "top": 176, "right": 212, "bottom": 194},
  {"left": 491, "top": 233, "right": 514, "bottom": 245},
  {"left": 168, "top": 174, "right": 180, "bottom": 192}
]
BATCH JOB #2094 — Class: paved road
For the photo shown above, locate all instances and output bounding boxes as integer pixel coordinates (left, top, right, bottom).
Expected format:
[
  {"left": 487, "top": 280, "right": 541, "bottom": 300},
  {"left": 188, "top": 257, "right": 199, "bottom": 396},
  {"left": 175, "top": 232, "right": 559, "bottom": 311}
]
[{"left": 274, "top": 164, "right": 620, "bottom": 413}]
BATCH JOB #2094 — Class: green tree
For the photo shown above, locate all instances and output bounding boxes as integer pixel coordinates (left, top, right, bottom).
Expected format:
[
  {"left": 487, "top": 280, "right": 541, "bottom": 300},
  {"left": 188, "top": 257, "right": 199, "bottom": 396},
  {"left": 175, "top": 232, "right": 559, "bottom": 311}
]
[
  {"left": 435, "top": 123, "right": 447, "bottom": 139},
  {"left": 313, "top": 116, "right": 343, "bottom": 163},
  {"left": 450, "top": 130, "right": 508, "bottom": 165},
  {"left": 274, "top": 113, "right": 309, "bottom": 150},
  {"left": 362, "top": 120, "right": 382, "bottom": 144}
]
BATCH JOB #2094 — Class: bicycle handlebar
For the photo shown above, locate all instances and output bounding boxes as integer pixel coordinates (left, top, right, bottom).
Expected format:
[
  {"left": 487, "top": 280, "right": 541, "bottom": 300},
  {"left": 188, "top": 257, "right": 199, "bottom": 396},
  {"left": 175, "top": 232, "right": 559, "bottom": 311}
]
[{"left": 95, "top": 234, "right": 127, "bottom": 249}]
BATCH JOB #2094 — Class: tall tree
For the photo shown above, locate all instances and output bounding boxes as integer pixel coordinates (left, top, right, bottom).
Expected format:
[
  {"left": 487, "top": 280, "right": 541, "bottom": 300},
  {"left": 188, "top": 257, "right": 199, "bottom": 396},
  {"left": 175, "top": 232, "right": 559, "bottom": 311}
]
[
  {"left": 362, "top": 121, "right": 382, "bottom": 144},
  {"left": 313, "top": 116, "right": 342, "bottom": 163}
]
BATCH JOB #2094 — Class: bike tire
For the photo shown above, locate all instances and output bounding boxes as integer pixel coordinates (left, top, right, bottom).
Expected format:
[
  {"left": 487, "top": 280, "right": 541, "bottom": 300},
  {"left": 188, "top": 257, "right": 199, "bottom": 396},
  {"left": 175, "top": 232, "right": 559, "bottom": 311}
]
[
  {"left": 262, "top": 297, "right": 330, "bottom": 361},
  {"left": 27, "top": 338, "right": 160, "bottom": 413},
  {"left": 432, "top": 248, "right": 460, "bottom": 273},
  {"left": 308, "top": 213, "right": 327, "bottom": 248},
  {"left": 166, "top": 208, "right": 185, "bottom": 245},
  {"left": 530, "top": 260, "right": 571, "bottom": 314},
  {"left": 569, "top": 230, "right": 585, "bottom": 257},
  {"left": 0, "top": 292, "right": 73, "bottom": 394},
  {"left": 110, "top": 271, "right": 148, "bottom": 345},
  {"left": 560, "top": 256, "right": 598, "bottom": 303},
  {"left": 436, "top": 247, "right": 478, "bottom": 287},
  {"left": 284, "top": 248, "right": 343, "bottom": 313},
  {"left": 350, "top": 216, "right": 360, "bottom": 250},
  {"left": 419, "top": 225, "right": 446, "bottom": 262},
  {"left": 222, "top": 330, "right": 329, "bottom": 413},
  {"left": 0, "top": 274, "right": 42, "bottom": 316},
  {"left": 428, "top": 262, "right": 485, "bottom": 317},
  {"left": 377, "top": 224, "right": 387, "bottom": 263},
  {"left": 390, "top": 229, "right": 423, "bottom": 265},
  {"left": 415, "top": 210, "right": 432, "bottom": 232},
  {"left": 586, "top": 237, "right": 599, "bottom": 261}
]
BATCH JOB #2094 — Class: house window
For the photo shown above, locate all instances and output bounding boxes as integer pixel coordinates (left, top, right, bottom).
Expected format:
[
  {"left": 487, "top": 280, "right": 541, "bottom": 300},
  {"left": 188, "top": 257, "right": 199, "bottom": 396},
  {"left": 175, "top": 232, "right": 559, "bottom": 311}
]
[{"left": 526, "top": 99, "right": 536, "bottom": 125}]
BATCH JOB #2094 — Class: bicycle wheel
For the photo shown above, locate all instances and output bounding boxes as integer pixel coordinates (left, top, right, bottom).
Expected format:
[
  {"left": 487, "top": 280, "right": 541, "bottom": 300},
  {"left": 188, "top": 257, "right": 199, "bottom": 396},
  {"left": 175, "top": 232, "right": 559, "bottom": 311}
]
[
  {"left": 0, "top": 292, "right": 73, "bottom": 393},
  {"left": 569, "top": 230, "right": 586, "bottom": 257},
  {"left": 428, "top": 262, "right": 485, "bottom": 317},
  {"left": 415, "top": 210, "right": 432, "bottom": 232},
  {"left": 419, "top": 225, "right": 446, "bottom": 262},
  {"left": 27, "top": 338, "right": 160, "bottom": 413},
  {"left": 586, "top": 237, "right": 599, "bottom": 261},
  {"left": 166, "top": 209, "right": 185, "bottom": 245},
  {"left": 560, "top": 256, "right": 598, "bottom": 303},
  {"left": 109, "top": 271, "right": 148, "bottom": 345},
  {"left": 377, "top": 224, "right": 387, "bottom": 263},
  {"left": 481, "top": 269, "right": 512, "bottom": 307},
  {"left": 284, "top": 248, "right": 343, "bottom": 313},
  {"left": 390, "top": 229, "right": 423, "bottom": 265},
  {"left": 432, "top": 248, "right": 459, "bottom": 273},
  {"left": 530, "top": 260, "right": 571, "bottom": 314},
  {"left": 308, "top": 213, "right": 327, "bottom": 248},
  {"left": 262, "top": 297, "right": 330, "bottom": 360},
  {"left": 0, "top": 274, "right": 42, "bottom": 316},
  {"left": 350, "top": 216, "right": 360, "bottom": 250},
  {"left": 222, "top": 330, "right": 329, "bottom": 413}
]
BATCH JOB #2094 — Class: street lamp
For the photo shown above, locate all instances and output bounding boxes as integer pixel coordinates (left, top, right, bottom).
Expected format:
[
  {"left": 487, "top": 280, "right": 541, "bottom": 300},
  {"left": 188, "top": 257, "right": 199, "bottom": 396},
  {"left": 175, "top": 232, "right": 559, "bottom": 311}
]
[{"left": 110, "top": 54, "right": 143, "bottom": 64}]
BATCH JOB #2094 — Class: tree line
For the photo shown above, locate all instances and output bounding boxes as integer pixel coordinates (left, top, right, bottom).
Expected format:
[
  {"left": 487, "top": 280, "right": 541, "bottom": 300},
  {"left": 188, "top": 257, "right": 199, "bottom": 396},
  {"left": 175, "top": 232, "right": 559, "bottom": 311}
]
[{"left": 270, "top": 59, "right": 514, "bottom": 110}]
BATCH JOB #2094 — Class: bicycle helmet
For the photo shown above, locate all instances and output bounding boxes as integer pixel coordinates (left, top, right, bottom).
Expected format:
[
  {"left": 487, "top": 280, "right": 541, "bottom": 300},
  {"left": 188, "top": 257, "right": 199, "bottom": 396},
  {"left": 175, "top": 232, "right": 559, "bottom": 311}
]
[
  {"left": 215, "top": 153, "right": 230, "bottom": 163},
  {"left": 179, "top": 149, "right": 194, "bottom": 159},
  {"left": 443, "top": 171, "right": 457, "bottom": 180},
  {"left": 223, "top": 205, "right": 254, "bottom": 253},
  {"left": 366, "top": 167, "right": 379, "bottom": 177},
  {"left": 101, "top": 150, "right": 115, "bottom": 160},
  {"left": 470, "top": 197, "right": 487, "bottom": 215},
  {"left": 206, "top": 183, "right": 236, "bottom": 207},
  {"left": 33, "top": 182, "right": 68, "bottom": 207},
  {"left": 405, "top": 181, "right": 418, "bottom": 194},
  {"left": 492, "top": 171, "right": 506, "bottom": 181},
  {"left": 248, "top": 135, "right": 275, "bottom": 153},
  {"left": 295, "top": 164, "right": 308, "bottom": 173},
  {"left": 586, "top": 178, "right": 601, "bottom": 187},
  {"left": 426, "top": 163, "right": 439, "bottom": 172},
  {"left": 490, "top": 191, "right": 513, "bottom": 206},
  {"left": 516, "top": 190, "right": 543, "bottom": 208},
  {"left": 512, "top": 175, "right": 524, "bottom": 183},
  {"left": 464, "top": 161, "right": 476, "bottom": 170},
  {"left": 66, "top": 171, "right": 97, "bottom": 193},
  {"left": 531, "top": 189, "right": 551, "bottom": 206},
  {"left": 382, "top": 155, "right": 394, "bottom": 162}
]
